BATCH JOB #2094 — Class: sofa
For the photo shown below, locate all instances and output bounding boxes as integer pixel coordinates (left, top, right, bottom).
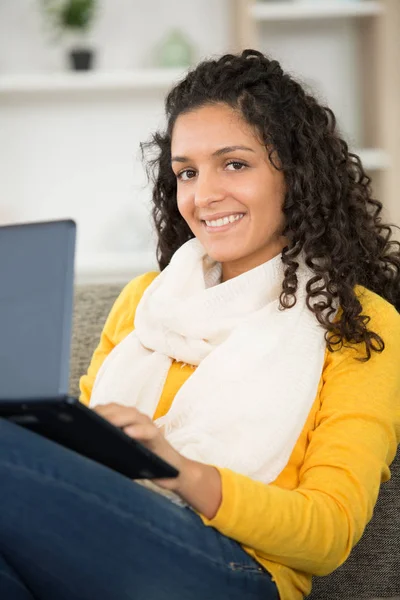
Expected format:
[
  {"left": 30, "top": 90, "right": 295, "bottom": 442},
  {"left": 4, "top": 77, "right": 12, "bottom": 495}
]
[{"left": 70, "top": 284, "right": 400, "bottom": 600}]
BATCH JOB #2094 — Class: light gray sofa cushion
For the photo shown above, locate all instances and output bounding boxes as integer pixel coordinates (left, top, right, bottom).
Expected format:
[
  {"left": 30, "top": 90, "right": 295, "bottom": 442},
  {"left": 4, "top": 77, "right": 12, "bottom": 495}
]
[
  {"left": 70, "top": 285, "right": 122, "bottom": 399},
  {"left": 70, "top": 284, "right": 400, "bottom": 600}
]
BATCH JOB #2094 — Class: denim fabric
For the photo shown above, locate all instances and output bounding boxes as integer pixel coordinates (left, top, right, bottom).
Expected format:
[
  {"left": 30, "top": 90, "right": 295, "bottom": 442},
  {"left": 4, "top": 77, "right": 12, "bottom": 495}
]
[{"left": 0, "top": 419, "right": 279, "bottom": 600}]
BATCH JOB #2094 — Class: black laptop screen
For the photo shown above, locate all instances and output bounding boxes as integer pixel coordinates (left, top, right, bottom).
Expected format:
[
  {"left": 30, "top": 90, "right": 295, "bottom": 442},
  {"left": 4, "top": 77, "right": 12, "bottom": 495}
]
[{"left": 0, "top": 220, "right": 76, "bottom": 400}]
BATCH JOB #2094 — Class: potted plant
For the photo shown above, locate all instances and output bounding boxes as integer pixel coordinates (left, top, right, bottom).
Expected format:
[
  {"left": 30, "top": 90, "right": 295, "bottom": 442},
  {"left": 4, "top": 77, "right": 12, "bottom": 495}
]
[{"left": 41, "top": 0, "right": 97, "bottom": 71}]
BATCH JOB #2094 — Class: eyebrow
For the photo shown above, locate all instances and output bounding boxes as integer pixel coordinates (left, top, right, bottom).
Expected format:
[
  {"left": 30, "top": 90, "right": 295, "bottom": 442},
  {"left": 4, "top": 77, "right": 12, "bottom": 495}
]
[{"left": 171, "top": 145, "right": 255, "bottom": 163}]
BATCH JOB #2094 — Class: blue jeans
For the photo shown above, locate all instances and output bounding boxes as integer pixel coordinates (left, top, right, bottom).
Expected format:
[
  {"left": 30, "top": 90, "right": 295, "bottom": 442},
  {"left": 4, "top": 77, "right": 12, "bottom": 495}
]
[{"left": 0, "top": 419, "right": 279, "bottom": 600}]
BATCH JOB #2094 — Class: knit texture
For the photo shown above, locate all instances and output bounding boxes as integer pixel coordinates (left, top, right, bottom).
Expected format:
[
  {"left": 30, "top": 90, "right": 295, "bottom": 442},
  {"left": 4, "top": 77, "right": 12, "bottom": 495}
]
[{"left": 89, "top": 239, "right": 327, "bottom": 484}]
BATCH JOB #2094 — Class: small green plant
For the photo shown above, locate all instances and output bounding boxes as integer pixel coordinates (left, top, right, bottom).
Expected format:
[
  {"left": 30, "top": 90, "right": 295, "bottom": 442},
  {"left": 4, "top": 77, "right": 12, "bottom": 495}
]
[{"left": 41, "top": 0, "right": 97, "bottom": 34}]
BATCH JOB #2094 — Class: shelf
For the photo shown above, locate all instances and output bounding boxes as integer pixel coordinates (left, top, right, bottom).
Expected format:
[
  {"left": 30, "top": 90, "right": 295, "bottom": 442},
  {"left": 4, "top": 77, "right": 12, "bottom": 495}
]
[
  {"left": 252, "top": 1, "right": 383, "bottom": 22},
  {"left": 0, "top": 68, "right": 187, "bottom": 95}
]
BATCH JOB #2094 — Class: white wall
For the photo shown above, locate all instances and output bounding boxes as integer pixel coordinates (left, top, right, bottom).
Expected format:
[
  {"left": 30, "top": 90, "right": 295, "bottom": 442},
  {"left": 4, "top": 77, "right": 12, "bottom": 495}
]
[{"left": 1, "top": 1, "right": 384, "bottom": 281}]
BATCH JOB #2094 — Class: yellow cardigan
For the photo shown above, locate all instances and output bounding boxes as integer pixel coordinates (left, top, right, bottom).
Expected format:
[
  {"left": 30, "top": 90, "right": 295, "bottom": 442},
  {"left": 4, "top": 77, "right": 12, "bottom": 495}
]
[{"left": 80, "top": 272, "right": 400, "bottom": 600}]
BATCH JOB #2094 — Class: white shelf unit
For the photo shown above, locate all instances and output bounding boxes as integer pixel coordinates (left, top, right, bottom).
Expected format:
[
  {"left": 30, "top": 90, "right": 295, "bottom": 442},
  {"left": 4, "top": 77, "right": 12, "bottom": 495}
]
[
  {"left": 232, "top": 0, "right": 400, "bottom": 227},
  {"left": 0, "top": 69, "right": 187, "bottom": 95},
  {"left": 251, "top": 1, "right": 383, "bottom": 21}
]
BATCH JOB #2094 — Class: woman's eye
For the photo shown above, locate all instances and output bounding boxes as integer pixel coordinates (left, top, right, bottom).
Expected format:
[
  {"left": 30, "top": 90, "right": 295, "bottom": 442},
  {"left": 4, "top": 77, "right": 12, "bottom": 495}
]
[
  {"left": 177, "top": 169, "right": 196, "bottom": 181},
  {"left": 176, "top": 161, "right": 246, "bottom": 180},
  {"left": 226, "top": 161, "right": 247, "bottom": 171}
]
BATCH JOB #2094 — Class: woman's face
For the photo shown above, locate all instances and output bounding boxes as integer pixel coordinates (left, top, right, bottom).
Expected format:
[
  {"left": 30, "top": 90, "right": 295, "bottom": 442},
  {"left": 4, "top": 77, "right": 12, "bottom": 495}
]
[{"left": 171, "top": 103, "right": 287, "bottom": 282}]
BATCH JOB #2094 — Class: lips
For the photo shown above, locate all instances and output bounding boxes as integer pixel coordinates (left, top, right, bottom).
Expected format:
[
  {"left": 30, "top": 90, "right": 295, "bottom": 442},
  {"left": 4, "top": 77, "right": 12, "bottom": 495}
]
[{"left": 200, "top": 211, "right": 245, "bottom": 222}]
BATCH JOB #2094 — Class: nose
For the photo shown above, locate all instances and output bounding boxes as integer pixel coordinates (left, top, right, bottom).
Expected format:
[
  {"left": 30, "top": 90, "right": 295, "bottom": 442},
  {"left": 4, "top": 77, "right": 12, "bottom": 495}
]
[{"left": 194, "top": 172, "right": 225, "bottom": 208}]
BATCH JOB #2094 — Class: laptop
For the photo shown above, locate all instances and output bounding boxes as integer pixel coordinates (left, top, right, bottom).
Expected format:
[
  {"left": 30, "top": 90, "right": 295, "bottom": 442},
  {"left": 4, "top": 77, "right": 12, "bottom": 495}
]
[{"left": 0, "top": 219, "right": 178, "bottom": 480}]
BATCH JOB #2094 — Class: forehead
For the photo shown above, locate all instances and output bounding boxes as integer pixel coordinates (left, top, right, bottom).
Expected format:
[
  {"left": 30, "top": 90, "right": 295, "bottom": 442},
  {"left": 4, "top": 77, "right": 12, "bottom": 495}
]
[{"left": 171, "top": 104, "right": 259, "bottom": 151}]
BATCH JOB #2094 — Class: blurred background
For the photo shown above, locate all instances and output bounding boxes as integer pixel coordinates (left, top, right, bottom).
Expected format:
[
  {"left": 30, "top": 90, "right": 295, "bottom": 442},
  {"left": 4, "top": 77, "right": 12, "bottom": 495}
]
[{"left": 0, "top": 0, "right": 399, "bottom": 283}]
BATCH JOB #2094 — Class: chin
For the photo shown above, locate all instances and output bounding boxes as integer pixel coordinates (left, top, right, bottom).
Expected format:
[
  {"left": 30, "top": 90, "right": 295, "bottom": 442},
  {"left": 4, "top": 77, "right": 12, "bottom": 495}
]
[{"left": 204, "top": 248, "right": 243, "bottom": 264}]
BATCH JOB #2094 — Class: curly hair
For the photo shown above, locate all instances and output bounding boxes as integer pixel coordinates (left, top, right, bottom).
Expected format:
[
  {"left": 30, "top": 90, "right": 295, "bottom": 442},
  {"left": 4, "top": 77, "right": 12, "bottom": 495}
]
[{"left": 142, "top": 49, "right": 400, "bottom": 361}]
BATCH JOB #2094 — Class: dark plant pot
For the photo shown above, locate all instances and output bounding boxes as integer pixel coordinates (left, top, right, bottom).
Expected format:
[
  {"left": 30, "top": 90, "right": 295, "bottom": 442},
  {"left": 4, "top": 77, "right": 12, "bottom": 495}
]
[{"left": 69, "top": 49, "right": 94, "bottom": 71}]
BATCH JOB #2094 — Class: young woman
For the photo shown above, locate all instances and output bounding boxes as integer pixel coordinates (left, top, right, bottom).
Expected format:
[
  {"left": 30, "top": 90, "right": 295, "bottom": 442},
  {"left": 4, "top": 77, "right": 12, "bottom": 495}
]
[{"left": 1, "top": 50, "right": 400, "bottom": 600}]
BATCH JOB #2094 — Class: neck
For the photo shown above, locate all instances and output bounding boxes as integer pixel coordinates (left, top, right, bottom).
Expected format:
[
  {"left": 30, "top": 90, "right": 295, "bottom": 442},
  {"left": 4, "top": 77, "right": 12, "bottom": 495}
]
[{"left": 221, "top": 241, "right": 287, "bottom": 283}]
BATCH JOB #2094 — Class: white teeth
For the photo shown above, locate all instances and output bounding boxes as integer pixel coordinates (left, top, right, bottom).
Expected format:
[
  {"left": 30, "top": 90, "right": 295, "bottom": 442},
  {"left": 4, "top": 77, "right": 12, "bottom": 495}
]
[{"left": 205, "top": 214, "right": 244, "bottom": 228}]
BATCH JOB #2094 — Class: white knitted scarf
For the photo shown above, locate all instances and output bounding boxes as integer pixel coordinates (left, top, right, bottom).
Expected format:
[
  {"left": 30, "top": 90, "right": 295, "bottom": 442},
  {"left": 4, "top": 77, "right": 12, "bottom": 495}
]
[{"left": 90, "top": 238, "right": 327, "bottom": 484}]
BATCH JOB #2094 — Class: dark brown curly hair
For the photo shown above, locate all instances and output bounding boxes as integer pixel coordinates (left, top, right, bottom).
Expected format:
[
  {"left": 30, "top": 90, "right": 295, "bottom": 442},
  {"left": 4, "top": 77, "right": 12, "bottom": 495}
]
[{"left": 142, "top": 49, "right": 400, "bottom": 361}]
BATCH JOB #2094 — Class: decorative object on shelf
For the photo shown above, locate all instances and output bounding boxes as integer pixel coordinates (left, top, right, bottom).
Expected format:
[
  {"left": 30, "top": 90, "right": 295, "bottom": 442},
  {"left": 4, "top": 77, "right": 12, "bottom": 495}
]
[
  {"left": 155, "top": 29, "right": 194, "bottom": 68},
  {"left": 40, "top": 0, "right": 97, "bottom": 71}
]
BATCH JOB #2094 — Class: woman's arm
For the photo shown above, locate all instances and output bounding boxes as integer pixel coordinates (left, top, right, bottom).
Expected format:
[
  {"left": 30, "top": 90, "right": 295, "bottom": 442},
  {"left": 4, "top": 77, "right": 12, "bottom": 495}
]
[
  {"left": 93, "top": 400, "right": 223, "bottom": 519},
  {"left": 177, "top": 301, "right": 400, "bottom": 576},
  {"left": 79, "top": 273, "right": 158, "bottom": 405},
  {"left": 174, "top": 459, "right": 223, "bottom": 519}
]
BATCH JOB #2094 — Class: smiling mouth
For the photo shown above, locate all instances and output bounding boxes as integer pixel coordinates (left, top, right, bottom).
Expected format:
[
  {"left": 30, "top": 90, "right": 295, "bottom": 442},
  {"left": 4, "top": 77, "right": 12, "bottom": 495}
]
[{"left": 202, "top": 213, "right": 245, "bottom": 232}]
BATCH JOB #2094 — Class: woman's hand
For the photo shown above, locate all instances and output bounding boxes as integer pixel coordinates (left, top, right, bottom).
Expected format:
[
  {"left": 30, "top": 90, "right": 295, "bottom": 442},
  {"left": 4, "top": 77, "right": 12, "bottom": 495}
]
[
  {"left": 93, "top": 403, "right": 223, "bottom": 519},
  {"left": 93, "top": 403, "right": 187, "bottom": 491}
]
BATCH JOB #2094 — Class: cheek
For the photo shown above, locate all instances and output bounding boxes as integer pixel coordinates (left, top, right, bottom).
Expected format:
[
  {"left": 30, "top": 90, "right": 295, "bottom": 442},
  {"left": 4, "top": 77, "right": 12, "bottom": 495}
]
[
  {"left": 234, "top": 173, "right": 270, "bottom": 207},
  {"left": 176, "top": 191, "right": 193, "bottom": 221}
]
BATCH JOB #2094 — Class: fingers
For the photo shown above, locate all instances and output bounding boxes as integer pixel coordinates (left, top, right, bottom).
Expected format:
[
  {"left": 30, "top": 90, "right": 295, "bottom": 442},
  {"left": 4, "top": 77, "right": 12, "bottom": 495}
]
[
  {"left": 124, "top": 423, "right": 159, "bottom": 442},
  {"left": 93, "top": 403, "right": 149, "bottom": 429},
  {"left": 92, "top": 403, "right": 164, "bottom": 446}
]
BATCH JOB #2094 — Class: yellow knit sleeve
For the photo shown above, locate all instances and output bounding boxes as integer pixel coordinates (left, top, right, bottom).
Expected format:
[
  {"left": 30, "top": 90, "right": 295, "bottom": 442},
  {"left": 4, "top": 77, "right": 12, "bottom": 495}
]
[
  {"left": 200, "top": 292, "right": 400, "bottom": 576},
  {"left": 79, "top": 272, "right": 159, "bottom": 406}
]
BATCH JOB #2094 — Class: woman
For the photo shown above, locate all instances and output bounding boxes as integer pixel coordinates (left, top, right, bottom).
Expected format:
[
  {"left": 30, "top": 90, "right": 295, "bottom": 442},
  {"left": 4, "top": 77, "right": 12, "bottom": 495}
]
[{"left": 1, "top": 50, "right": 400, "bottom": 600}]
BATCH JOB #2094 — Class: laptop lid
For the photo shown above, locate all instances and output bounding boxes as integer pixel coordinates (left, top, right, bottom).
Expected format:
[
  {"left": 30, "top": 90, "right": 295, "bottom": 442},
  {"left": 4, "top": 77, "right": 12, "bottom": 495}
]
[{"left": 0, "top": 219, "right": 76, "bottom": 400}]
